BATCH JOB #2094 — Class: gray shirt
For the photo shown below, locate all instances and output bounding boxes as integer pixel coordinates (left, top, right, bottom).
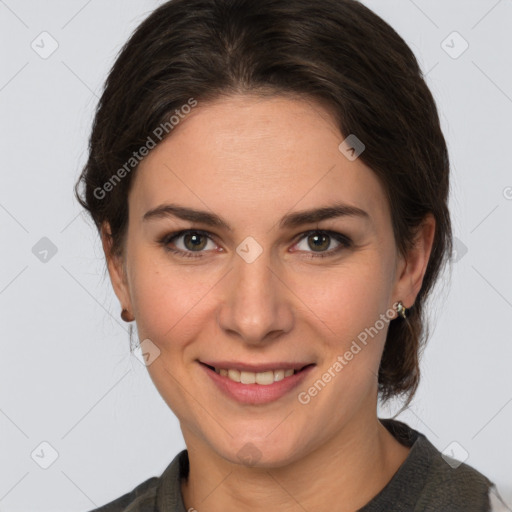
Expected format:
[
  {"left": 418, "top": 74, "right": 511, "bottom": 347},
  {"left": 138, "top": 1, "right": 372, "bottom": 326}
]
[{"left": 88, "top": 418, "right": 503, "bottom": 511}]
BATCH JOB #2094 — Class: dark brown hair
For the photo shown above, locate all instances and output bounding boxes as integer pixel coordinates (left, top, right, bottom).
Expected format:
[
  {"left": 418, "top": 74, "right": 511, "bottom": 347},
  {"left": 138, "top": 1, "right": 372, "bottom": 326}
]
[{"left": 74, "top": 0, "right": 453, "bottom": 408}]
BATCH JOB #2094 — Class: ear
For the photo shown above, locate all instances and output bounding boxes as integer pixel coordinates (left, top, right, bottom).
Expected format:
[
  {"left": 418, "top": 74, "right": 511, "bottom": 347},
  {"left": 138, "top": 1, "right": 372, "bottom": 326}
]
[
  {"left": 100, "top": 221, "right": 133, "bottom": 313},
  {"left": 392, "top": 213, "right": 436, "bottom": 314}
]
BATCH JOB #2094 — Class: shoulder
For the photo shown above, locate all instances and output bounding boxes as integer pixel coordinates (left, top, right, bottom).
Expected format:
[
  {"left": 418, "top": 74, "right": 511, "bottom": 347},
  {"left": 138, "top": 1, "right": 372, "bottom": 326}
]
[
  {"left": 372, "top": 419, "right": 497, "bottom": 511},
  {"left": 85, "top": 449, "right": 188, "bottom": 512},
  {"left": 86, "top": 475, "right": 160, "bottom": 512},
  {"left": 417, "top": 452, "right": 494, "bottom": 510}
]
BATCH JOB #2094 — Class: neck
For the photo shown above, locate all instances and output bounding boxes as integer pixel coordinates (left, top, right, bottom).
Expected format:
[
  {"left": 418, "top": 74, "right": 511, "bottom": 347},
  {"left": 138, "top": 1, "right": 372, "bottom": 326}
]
[{"left": 181, "top": 411, "right": 410, "bottom": 512}]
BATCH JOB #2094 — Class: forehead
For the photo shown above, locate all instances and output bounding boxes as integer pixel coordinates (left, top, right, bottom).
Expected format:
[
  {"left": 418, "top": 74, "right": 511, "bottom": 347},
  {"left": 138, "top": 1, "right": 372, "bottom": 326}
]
[{"left": 131, "top": 94, "right": 389, "bottom": 230}]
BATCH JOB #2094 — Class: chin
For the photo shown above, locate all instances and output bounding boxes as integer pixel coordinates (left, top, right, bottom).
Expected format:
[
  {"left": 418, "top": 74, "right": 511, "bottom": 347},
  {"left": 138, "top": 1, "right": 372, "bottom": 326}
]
[{"left": 211, "top": 434, "right": 302, "bottom": 469}]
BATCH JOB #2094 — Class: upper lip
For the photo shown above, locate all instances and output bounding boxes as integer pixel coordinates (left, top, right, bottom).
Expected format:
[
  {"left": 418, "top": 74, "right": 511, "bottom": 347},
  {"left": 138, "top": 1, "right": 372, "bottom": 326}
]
[{"left": 200, "top": 361, "right": 314, "bottom": 372}]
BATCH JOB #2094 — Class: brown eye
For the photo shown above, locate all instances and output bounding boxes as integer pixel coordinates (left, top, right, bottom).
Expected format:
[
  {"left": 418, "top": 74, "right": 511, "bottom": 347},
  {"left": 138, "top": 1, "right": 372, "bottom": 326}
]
[
  {"left": 159, "top": 229, "right": 217, "bottom": 258},
  {"left": 307, "top": 233, "right": 331, "bottom": 252},
  {"left": 182, "top": 232, "right": 208, "bottom": 251},
  {"left": 294, "top": 230, "right": 352, "bottom": 258}
]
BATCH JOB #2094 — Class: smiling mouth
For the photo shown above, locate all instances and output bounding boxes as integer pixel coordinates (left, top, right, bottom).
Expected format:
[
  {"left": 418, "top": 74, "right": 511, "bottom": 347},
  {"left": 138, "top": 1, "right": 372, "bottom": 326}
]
[{"left": 201, "top": 363, "right": 314, "bottom": 386}]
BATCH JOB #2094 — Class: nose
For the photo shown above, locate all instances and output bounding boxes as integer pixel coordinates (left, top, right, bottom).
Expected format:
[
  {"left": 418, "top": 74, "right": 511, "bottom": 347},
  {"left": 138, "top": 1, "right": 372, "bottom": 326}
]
[{"left": 217, "top": 249, "right": 294, "bottom": 345}]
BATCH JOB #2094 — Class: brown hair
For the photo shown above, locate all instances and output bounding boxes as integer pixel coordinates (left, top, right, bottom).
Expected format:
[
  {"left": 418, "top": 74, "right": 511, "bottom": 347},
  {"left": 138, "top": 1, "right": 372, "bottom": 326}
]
[{"left": 74, "top": 0, "right": 453, "bottom": 408}]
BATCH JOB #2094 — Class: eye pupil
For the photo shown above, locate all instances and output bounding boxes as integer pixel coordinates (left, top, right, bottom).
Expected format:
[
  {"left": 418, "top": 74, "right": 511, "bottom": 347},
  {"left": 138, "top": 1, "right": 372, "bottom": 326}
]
[{"left": 308, "top": 233, "right": 330, "bottom": 251}]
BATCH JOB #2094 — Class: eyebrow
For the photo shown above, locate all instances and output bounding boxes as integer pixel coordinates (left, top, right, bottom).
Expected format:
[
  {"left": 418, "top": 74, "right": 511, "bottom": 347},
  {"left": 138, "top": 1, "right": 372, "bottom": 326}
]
[{"left": 142, "top": 202, "right": 371, "bottom": 230}]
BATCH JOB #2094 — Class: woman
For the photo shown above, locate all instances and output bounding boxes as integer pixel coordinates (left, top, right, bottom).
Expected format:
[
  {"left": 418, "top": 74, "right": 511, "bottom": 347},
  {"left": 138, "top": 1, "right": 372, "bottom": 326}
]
[{"left": 75, "top": 0, "right": 505, "bottom": 510}]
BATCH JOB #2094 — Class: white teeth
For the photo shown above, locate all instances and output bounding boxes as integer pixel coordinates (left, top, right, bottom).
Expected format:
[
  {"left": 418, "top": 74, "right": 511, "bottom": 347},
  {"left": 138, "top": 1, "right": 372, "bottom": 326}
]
[
  {"left": 228, "top": 369, "right": 241, "bottom": 382},
  {"left": 274, "top": 369, "right": 285, "bottom": 382},
  {"left": 255, "top": 371, "right": 274, "bottom": 385},
  {"left": 214, "top": 367, "right": 299, "bottom": 385},
  {"left": 240, "top": 371, "right": 256, "bottom": 384}
]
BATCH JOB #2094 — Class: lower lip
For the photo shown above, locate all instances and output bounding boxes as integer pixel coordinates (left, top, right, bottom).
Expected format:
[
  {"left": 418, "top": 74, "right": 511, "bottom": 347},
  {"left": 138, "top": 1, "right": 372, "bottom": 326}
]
[{"left": 199, "top": 362, "right": 315, "bottom": 405}]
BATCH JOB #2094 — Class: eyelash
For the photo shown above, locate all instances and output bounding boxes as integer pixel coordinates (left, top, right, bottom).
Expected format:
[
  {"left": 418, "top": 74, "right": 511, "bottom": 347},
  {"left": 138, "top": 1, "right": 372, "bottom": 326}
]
[{"left": 158, "top": 229, "right": 352, "bottom": 259}]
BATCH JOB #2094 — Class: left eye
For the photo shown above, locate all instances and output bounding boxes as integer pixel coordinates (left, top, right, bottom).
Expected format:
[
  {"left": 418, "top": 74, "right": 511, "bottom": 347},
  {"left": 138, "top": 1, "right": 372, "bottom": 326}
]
[{"left": 293, "top": 230, "right": 352, "bottom": 257}]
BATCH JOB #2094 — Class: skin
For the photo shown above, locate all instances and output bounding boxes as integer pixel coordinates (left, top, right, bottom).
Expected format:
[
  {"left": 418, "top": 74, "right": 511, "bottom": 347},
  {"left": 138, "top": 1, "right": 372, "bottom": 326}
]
[{"left": 102, "top": 94, "right": 435, "bottom": 511}]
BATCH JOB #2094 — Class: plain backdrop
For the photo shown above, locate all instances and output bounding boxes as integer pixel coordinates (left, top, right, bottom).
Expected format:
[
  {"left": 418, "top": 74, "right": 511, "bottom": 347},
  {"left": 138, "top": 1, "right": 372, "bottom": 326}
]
[{"left": 1, "top": 1, "right": 511, "bottom": 510}]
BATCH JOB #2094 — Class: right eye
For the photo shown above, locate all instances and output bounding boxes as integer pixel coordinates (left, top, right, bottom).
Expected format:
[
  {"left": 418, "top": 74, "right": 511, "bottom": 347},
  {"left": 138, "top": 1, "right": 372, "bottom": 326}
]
[{"left": 158, "top": 230, "right": 219, "bottom": 258}]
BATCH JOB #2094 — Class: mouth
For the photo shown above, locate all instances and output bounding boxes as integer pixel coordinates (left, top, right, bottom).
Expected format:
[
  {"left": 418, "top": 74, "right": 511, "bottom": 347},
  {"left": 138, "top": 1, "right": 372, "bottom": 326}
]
[
  {"left": 199, "top": 362, "right": 315, "bottom": 386},
  {"left": 199, "top": 360, "right": 316, "bottom": 404}
]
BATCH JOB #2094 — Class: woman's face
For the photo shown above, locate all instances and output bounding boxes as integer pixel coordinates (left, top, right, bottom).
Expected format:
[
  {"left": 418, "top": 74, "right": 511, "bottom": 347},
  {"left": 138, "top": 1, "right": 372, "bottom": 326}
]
[{"left": 104, "top": 94, "right": 431, "bottom": 467}]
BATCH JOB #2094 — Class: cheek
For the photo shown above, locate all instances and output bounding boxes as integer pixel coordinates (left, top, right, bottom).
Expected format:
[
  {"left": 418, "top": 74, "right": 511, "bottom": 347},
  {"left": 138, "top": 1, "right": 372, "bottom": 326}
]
[
  {"left": 289, "top": 254, "right": 391, "bottom": 340},
  {"left": 128, "top": 254, "right": 221, "bottom": 349},
  {"left": 290, "top": 254, "right": 393, "bottom": 401}
]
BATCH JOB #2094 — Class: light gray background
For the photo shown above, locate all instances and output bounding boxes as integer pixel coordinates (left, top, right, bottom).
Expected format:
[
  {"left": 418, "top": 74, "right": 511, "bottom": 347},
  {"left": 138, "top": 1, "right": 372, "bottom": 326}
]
[{"left": 1, "top": 1, "right": 511, "bottom": 510}]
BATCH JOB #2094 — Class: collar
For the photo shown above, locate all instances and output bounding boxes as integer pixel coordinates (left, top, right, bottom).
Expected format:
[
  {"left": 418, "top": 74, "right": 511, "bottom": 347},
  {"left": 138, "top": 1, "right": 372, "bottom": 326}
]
[{"left": 155, "top": 418, "right": 425, "bottom": 511}]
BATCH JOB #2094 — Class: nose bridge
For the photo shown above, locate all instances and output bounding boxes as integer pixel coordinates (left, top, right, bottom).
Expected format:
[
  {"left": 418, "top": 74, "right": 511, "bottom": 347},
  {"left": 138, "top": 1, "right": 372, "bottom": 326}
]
[{"left": 218, "top": 247, "right": 293, "bottom": 343}]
